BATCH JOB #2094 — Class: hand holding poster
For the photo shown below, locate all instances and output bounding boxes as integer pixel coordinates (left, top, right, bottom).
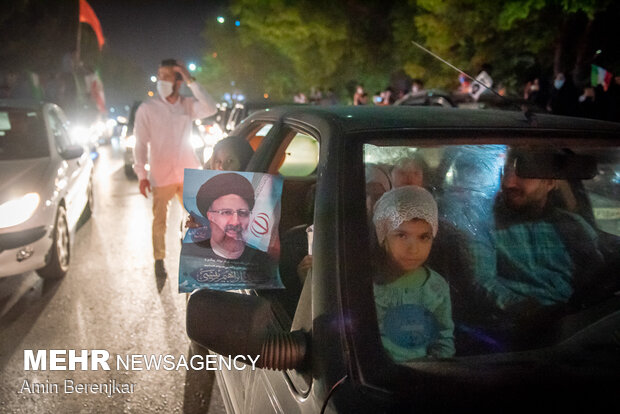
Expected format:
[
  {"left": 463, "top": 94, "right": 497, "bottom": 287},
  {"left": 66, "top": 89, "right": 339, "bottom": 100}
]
[{"left": 179, "top": 169, "right": 284, "bottom": 292}]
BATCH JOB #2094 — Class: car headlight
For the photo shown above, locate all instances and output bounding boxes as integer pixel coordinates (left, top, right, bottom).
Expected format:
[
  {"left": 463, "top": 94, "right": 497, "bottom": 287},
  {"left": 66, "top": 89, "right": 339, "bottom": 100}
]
[
  {"left": 190, "top": 134, "right": 205, "bottom": 149},
  {"left": 0, "top": 193, "right": 41, "bottom": 228},
  {"left": 124, "top": 134, "right": 136, "bottom": 149}
]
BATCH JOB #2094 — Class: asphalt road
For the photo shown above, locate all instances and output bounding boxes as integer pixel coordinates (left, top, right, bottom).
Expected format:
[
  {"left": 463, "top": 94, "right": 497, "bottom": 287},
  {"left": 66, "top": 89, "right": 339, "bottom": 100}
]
[{"left": 0, "top": 143, "right": 226, "bottom": 414}]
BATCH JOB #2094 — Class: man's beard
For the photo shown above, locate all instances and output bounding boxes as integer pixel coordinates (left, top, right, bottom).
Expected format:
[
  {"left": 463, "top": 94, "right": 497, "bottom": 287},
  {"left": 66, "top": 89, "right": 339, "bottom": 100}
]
[
  {"left": 499, "top": 188, "right": 546, "bottom": 218},
  {"left": 224, "top": 224, "right": 244, "bottom": 240}
]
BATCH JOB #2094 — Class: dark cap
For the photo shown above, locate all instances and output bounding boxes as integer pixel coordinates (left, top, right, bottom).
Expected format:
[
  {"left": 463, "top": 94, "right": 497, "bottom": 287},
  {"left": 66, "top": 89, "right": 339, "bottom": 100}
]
[{"left": 196, "top": 173, "right": 255, "bottom": 217}]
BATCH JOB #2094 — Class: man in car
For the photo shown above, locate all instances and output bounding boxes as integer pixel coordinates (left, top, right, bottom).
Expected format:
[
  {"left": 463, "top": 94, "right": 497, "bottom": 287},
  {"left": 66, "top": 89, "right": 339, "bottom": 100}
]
[
  {"left": 469, "top": 148, "right": 605, "bottom": 329},
  {"left": 133, "top": 59, "right": 217, "bottom": 278},
  {"left": 182, "top": 173, "right": 274, "bottom": 285}
]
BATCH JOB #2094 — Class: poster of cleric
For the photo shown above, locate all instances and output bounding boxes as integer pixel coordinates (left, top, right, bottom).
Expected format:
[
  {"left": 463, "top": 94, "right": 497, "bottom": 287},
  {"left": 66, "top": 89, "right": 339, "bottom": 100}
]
[{"left": 179, "top": 169, "right": 284, "bottom": 292}]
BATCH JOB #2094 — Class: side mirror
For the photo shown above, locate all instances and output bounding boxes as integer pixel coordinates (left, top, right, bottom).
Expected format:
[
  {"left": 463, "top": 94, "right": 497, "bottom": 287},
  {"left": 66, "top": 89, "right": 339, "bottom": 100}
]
[
  {"left": 60, "top": 145, "right": 85, "bottom": 160},
  {"left": 186, "top": 289, "right": 307, "bottom": 370}
]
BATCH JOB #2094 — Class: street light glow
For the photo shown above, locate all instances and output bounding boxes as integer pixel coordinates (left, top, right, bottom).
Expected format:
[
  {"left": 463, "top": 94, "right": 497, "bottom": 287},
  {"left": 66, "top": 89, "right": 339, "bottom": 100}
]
[
  {"left": 188, "top": 63, "right": 197, "bottom": 71},
  {"left": 150, "top": 75, "right": 157, "bottom": 83},
  {"left": 217, "top": 16, "right": 225, "bottom": 23}
]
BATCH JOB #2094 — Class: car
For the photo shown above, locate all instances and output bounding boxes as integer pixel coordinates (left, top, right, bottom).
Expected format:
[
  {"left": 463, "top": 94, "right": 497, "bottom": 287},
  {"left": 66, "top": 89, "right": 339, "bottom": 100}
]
[
  {"left": 0, "top": 99, "right": 94, "bottom": 279},
  {"left": 223, "top": 101, "right": 302, "bottom": 134},
  {"left": 393, "top": 89, "right": 457, "bottom": 108},
  {"left": 119, "top": 100, "right": 211, "bottom": 178},
  {"left": 186, "top": 105, "right": 620, "bottom": 412}
]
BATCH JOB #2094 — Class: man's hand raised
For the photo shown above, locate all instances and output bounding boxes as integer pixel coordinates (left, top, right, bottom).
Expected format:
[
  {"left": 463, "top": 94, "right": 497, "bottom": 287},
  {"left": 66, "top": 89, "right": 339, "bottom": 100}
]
[
  {"left": 172, "top": 61, "right": 194, "bottom": 84},
  {"left": 139, "top": 179, "right": 151, "bottom": 198}
]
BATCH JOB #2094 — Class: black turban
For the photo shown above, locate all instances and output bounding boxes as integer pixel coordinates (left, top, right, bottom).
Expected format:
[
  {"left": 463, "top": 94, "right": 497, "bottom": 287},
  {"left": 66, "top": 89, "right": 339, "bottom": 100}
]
[{"left": 196, "top": 173, "right": 255, "bottom": 217}]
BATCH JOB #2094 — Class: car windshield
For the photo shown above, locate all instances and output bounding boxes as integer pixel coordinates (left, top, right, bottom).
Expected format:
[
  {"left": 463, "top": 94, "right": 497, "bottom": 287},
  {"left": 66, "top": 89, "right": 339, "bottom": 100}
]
[
  {"left": 364, "top": 142, "right": 620, "bottom": 362},
  {"left": 0, "top": 107, "right": 49, "bottom": 160}
]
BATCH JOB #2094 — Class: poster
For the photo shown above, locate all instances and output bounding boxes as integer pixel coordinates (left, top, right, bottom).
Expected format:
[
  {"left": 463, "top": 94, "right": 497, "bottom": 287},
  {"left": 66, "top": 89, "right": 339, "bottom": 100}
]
[{"left": 179, "top": 169, "right": 284, "bottom": 292}]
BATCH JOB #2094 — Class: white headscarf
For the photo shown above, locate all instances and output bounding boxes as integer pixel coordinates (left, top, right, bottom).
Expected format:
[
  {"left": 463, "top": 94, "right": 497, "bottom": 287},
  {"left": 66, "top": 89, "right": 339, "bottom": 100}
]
[{"left": 373, "top": 186, "right": 438, "bottom": 245}]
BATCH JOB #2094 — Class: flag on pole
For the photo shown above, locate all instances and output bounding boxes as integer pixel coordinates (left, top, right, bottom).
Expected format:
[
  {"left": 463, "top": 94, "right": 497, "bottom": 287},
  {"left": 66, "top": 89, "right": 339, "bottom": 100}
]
[
  {"left": 591, "top": 65, "right": 613, "bottom": 91},
  {"left": 79, "top": 0, "right": 105, "bottom": 50},
  {"left": 85, "top": 71, "right": 106, "bottom": 113}
]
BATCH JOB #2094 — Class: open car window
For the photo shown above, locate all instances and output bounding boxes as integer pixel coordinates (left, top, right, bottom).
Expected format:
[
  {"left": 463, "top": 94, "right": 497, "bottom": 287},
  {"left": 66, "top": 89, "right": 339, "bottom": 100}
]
[{"left": 363, "top": 142, "right": 620, "bottom": 362}]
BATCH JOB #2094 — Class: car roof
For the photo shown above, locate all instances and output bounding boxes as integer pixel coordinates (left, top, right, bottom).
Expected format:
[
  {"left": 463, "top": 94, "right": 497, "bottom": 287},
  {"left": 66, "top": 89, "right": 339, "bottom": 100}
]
[{"left": 248, "top": 105, "right": 620, "bottom": 135}]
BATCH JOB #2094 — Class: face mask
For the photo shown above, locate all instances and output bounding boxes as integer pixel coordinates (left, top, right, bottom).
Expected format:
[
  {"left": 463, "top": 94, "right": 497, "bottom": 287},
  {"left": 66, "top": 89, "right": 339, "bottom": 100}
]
[
  {"left": 554, "top": 79, "right": 565, "bottom": 90},
  {"left": 157, "top": 80, "right": 174, "bottom": 98}
]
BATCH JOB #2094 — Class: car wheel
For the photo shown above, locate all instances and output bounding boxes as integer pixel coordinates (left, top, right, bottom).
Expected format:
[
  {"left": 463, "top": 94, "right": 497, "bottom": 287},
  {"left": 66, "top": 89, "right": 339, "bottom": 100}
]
[{"left": 37, "top": 206, "right": 70, "bottom": 279}]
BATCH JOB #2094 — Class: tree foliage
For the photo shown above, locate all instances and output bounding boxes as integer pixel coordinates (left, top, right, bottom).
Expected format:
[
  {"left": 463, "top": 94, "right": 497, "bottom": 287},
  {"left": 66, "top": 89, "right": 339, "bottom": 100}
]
[{"left": 201, "top": 0, "right": 619, "bottom": 100}]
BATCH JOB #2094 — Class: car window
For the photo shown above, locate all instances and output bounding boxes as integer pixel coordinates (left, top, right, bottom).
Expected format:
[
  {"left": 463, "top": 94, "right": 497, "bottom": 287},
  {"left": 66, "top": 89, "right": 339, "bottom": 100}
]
[
  {"left": 254, "top": 127, "right": 319, "bottom": 321},
  {"left": 0, "top": 107, "right": 49, "bottom": 160},
  {"left": 246, "top": 122, "right": 273, "bottom": 152},
  {"left": 363, "top": 142, "right": 620, "bottom": 363},
  {"left": 277, "top": 132, "right": 320, "bottom": 177},
  {"left": 47, "top": 109, "right": 74, "bottom": 152}
]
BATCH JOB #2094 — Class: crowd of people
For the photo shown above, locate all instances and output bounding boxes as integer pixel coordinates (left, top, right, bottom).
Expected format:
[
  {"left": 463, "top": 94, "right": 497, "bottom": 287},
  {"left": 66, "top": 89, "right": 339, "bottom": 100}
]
[{"left": 292, "top": 66, "right": 620, "bottom": 123}]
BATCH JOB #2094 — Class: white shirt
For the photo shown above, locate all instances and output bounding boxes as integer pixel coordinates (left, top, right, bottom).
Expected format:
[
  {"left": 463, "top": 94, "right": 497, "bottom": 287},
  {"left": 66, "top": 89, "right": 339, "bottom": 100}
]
[{"left": 133, "top": 82, "right": 217, "bottom": 186}]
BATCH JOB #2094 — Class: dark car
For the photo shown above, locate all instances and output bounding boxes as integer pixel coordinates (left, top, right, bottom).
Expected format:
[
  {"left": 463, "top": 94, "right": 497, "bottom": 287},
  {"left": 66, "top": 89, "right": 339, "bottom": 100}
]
[
  {"left": 394, "top": 89, "right": 457, "bottom": 108},
  {"left": 187, "top": 106, "right": 620, "bottom": 412},
  {"left": 0, "top": 100, "right": 94, "bottom": 279},
  {"left": 223, "top": 101, "right": 302, "bottom": 133}
]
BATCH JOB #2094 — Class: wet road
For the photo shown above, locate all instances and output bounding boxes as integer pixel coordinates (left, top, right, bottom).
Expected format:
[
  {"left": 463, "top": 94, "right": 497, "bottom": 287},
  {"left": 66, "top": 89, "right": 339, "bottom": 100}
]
[{"left": 0, "top": 143, "right": 225, "bottom": 413}]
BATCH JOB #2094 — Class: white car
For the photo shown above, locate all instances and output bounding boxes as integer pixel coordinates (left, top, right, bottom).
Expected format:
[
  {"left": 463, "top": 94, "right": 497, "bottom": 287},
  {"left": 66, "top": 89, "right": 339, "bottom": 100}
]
[{"left": 0, "top": 100, "right": 94, "bottom": 279}]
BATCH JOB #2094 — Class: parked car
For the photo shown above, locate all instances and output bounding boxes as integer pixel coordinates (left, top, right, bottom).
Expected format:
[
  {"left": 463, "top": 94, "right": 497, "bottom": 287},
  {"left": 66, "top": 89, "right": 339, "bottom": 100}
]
[
  {"left": 393, "top": 89, "right": 457, "bottom": 108},
  {"left": 223, "top": 101, "right": 301, "bottom": 133},
  {"left": 0, "top": 99, "right": 94, "bottom": 279},
  {"left": 185, "top": 105, "right": 620, "bottom": 413},
  {"left": 119, "top": 101, "right": 210, "bottom": 178}
]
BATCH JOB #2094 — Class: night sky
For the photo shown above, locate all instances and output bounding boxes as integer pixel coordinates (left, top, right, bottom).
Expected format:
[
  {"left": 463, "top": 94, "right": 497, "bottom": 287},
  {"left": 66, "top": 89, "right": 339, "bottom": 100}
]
[{"left": 89, "top": 0, "right": 228, "bottom": 74}]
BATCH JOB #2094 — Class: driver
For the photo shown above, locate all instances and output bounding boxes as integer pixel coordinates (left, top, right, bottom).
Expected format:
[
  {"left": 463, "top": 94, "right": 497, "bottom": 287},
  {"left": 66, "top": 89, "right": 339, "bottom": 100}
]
[{"left": 470, "top": 148, "right": 605, "bottom": 326}]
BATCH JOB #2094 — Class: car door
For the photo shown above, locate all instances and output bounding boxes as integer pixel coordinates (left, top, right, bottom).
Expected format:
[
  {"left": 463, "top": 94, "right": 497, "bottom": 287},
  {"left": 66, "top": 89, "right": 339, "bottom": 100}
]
[
  {"left": 45, "top": 105, "right": 90, "bottom": 228},
  {"left": 211, "top": 121, "right": 320, "bottom": 413}
]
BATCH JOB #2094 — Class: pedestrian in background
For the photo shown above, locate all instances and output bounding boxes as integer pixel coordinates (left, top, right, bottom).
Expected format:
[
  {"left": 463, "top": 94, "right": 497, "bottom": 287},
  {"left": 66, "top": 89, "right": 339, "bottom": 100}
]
[
  {"left": 133, "top": 58, "right": 217, "bottom": 278},
  {"left": 353, "top": 84, "right": 368, "bottom": 105}
]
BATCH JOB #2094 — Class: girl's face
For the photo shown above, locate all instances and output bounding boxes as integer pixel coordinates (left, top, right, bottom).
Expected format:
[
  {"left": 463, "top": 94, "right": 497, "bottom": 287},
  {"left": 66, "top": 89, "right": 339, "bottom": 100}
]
[
  {"left": 212, "top": 148, "right": 241, "bottom": 171},
  {"left": 384, "top": 219, "right": 433, "bottom": 273}
]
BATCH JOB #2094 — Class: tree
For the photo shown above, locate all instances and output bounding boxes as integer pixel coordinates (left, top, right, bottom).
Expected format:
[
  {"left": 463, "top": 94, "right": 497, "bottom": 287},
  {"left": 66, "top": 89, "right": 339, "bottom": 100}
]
[
  {"left": 200, "top": 0, "right": 406, "bottom": 101},
  {"left": 200, "top": 0, "right": 620, "bottom": 100},
  {"left": 407, "top": 0, "right": 618, "bottom": 90}
]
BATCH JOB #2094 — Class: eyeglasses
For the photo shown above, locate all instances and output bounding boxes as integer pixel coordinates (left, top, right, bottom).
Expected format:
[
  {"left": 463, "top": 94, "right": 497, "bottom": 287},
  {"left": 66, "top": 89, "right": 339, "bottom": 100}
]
[{"left": 208, "top": 209, "right": 251, "bottom": 218}]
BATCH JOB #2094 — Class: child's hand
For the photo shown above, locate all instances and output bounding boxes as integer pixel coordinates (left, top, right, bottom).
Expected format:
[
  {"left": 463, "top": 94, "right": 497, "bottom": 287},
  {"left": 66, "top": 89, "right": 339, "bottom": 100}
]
[{"left": 297, "top": 255, "right": 313, "bottom": 283}]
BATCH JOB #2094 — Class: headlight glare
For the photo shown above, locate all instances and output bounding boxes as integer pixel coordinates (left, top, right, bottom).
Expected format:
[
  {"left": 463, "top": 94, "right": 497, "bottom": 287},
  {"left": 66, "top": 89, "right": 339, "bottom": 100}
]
[
  {"left": 190, "top": 134, "right": 204, "bottom": 149},
  {"left": 125, "top": 135, "right": 136, "bottom": 148},
  {"left": 0, "top": 193, "right": 41, "bottom": 228}
]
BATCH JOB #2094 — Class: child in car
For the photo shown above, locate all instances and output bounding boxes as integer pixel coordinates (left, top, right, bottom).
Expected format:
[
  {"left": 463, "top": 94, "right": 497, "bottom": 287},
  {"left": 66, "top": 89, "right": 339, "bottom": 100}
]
[{"left": 372, "top": 186, "right": 455, "bottom": 361}]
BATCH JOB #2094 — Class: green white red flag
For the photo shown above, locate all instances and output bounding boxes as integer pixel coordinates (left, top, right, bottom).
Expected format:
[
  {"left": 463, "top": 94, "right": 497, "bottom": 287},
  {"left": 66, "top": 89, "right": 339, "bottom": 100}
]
[{"left": 591, "top": 65, "right": 613, "bottom": 91}]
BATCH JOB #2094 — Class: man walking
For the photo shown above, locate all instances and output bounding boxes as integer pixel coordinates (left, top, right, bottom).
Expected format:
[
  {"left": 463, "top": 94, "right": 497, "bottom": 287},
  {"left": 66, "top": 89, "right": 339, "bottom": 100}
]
[{"left": 134, "top": 59, "right": 217, "bottom": 277}]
